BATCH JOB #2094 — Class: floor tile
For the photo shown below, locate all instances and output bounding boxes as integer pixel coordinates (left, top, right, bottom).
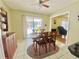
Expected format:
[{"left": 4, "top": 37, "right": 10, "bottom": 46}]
[
  {"left": 13, "top": 39, "right": 78, "bottom": 59},
  {"left": 58, "top": 52, "right": 78, "bottom": 59}
]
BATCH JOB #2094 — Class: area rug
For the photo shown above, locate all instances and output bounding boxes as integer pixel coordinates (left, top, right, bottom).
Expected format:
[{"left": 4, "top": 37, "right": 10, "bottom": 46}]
[{"left": 27, "top": 43, "right": 59, "bottom": 59}]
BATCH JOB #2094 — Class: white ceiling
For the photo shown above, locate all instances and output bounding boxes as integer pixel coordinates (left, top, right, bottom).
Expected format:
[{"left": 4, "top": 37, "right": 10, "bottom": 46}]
[{"left": 3, "top": 0, "right": 79, "bottom": 15}]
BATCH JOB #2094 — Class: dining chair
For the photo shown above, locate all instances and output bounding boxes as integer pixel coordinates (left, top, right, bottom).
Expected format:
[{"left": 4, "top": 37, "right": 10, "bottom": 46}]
[
  {"left": 36, "top": 37, "right": 47, "bottom": 55},
  {"left": 48, "top": 31, "right": 57, "bottom": 51}
]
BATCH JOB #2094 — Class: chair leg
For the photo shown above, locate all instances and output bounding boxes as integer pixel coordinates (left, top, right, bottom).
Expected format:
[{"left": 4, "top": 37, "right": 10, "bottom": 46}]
[
  {"left": 36, "top": 43, "right": 37, "bottom": 52},
  {"left": 53, "top": 42, "right": 56, "bottom": 50},
  {"left": 33, "top": 42, "right": 36, "bottom": 53},
  {"left": 39, "top": 45, "right": 40, "bottom": 55},
  {"left": 45, "top": 44, "right": 47, "bottom": 53},
  {"left": 49, "top": 43, "right": 51, "bottom": 51},
  {"left": 33, "top": 42, "right": 38, "bottom": 55}
]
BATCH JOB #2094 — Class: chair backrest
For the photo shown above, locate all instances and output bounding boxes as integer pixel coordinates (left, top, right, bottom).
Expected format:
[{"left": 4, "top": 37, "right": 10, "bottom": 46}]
[
  {"left": 51, "top": 29, "right": 56, "bottom": 32},
  {"left": 39, "top": 32, "right": 49, "bottom": 43},
  {"left": 58, "top": 26, "right": 67, "bottom": 35},
  {"left": 50, "top": 31, "right": 57, "bottom": 41}
]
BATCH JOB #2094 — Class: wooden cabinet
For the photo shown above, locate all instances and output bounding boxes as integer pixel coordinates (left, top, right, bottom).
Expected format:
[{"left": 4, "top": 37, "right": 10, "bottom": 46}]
[
  {"left": 2, "top": 32, "right": 17, "bottom": 59},
  {"left": 0, "top": 8, "right": 17, "bottom": 59}
]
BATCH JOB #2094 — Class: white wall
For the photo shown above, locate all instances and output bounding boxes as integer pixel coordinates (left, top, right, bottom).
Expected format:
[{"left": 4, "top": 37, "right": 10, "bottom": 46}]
[{"left": 50, "top": 1, "right": 79, "bottom": 45}]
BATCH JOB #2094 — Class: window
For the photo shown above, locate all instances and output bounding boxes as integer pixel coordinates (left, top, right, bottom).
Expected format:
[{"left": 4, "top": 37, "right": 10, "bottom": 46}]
[{"left": 24, "top": 16, "right": 42, "bottom": 35}]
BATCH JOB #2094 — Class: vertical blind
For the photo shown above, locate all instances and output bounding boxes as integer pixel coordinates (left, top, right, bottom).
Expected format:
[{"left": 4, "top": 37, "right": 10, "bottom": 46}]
[{"left": 23, "top": 16, "right": 43, "bottom": 39}]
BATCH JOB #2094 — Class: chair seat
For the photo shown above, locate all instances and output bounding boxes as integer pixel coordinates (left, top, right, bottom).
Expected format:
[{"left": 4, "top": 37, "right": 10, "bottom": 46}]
[{"left": 68, "top": 42, "right": 79, "bottom": 58}]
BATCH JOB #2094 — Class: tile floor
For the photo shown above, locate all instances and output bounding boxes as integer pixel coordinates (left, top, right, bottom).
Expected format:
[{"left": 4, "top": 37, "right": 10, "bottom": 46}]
[{"left": 13, "top": 39, "right": 79, "bottom": 59}]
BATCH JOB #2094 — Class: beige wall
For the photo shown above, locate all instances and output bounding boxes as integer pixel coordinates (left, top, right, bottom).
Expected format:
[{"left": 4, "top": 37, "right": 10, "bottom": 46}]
[
  {"left": 50, "top": 1, "right": 79, "bottom": 45},
  {"left": 8, "top": 9, "right": 50, "bottom": 42},
  {"left": 8, "top": 1, "right": 79, "bottom": 44},
  {"left": 2, "top": 0, "right": 79, "bottom": 45},
  {"left": 51, "top": 16, "right": 68, "bottom": 29}
]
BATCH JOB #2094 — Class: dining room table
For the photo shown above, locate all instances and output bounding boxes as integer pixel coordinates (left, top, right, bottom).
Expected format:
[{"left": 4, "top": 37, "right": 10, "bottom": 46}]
[{"left": 32, "top": 31, "right": 57, "bottom": 55}]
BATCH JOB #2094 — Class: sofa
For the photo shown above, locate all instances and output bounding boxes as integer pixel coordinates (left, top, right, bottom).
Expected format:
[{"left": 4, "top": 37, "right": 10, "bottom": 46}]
[
  {"left": 68, "top": 42, "right": 79, "bottom": 58},
  {"left": 57, "top": 26, "right": 67, "bottom": 36}
]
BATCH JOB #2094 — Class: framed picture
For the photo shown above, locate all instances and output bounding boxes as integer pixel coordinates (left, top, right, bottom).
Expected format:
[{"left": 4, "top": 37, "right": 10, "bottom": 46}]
[{"left": 54, "top": 19, "right": 56, "bottom": 24}]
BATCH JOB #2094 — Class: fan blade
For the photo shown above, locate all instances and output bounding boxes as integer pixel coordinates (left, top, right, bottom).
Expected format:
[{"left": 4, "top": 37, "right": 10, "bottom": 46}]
[
  {"left": 40, "top": 0, "right": 49, "bottom": 3},
  {"left": 42, "top": 4, "right": 49, "bottom": 8}
]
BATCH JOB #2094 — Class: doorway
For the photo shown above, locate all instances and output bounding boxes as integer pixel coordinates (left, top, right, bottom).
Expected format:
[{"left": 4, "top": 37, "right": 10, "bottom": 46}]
[{"left": 50, "top": 11, "right": 70, "bottom": 46}]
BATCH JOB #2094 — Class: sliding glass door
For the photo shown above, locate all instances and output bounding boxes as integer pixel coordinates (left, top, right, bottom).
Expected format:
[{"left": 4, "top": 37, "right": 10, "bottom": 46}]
[
  {"left": 26, "top": 16, "right": 42, "bottom": 35},
  {"left": 23, "top": 16, "right": 43, "bottom": 46}
]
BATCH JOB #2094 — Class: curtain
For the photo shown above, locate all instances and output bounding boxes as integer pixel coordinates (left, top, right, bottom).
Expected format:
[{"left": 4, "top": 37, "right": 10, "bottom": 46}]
[{"left": 23, "top": 15, "right": 43, "bottom": 39}]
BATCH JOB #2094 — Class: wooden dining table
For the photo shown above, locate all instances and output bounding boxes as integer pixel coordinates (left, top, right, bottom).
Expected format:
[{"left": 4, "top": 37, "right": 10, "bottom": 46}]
[{"left": 32, "top": 31, "right": 57, "bottom": 55}]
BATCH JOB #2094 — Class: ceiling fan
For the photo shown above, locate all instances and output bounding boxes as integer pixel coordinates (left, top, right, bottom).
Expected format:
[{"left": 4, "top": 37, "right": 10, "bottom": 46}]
[{"left": 39, "top": 0, "right": 49, "bottom": 8}]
